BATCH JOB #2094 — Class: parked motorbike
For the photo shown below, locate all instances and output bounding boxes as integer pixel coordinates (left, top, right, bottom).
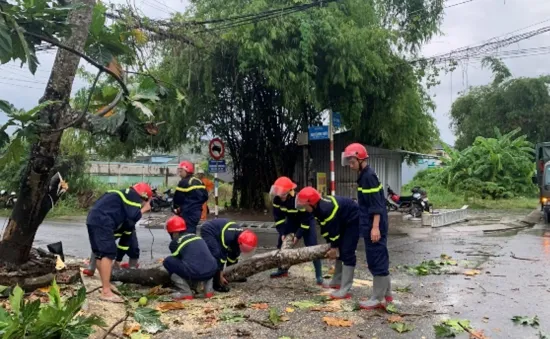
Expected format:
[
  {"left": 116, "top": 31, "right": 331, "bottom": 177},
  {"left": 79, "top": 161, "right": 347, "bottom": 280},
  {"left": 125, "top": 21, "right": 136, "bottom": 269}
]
[
  {"left": 150, "top": 187, "right": 173, "bottom": 212},
  {"left": 5, "top": 191, "right": 17, "bottom": 208},
  {"left": 386, "top": 186, "right": 428, "bottom": 218}
]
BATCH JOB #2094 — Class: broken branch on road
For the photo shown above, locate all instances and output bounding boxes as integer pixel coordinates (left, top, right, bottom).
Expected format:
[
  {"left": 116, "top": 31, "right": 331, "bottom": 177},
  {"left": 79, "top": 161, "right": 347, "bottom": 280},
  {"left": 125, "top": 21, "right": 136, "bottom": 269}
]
[{"left": 510, "top": 252, "right": 540, "bottom": 262}]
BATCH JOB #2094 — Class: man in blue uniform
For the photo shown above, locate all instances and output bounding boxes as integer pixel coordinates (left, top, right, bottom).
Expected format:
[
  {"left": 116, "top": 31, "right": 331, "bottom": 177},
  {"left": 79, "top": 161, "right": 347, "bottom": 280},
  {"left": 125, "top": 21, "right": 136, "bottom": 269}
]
[
  {"left": 86, "top": 182, "right": 152, "bottom": 303},
  {"left": 163, "top": 216, "right": 218, "bottom": 300},
  {"left": 200, "top": 219, "right": 258, "bottom": 292},
  {"left": 343, "top": 143, "right": 392, "bottom": 310},
  {"left": 173, "top": 161, "right": 208, "bottom": 234},
  {"left": 295, "top": 187, "right": 360, "bottom": 300},
  {"left": 83, "top": 227, "right": 139, "bottom": 276},
  {"left": 269, "top": 176, "right": 323, "bottom": 285}
]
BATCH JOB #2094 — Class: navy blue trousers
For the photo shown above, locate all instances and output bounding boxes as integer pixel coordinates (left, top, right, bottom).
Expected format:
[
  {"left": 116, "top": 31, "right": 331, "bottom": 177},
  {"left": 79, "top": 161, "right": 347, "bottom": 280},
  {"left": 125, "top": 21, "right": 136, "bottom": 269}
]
[
  {"left": 181, "top": 211, "right": 201, "bottom": 234},
  {"left": 87, "top": 224, "right": 117, "bottom": 260},
  {"left": 363, "top": 228, "right": 390, "bottom": 276},
  {"left": 115, "top": 232, "right": 140, "bottom": 261},
  {"left": 163, "top": 256, "right": 217, "bottom": 281},
  {"left": 338, "top": 219, "right": 359, "bottom": 267}
]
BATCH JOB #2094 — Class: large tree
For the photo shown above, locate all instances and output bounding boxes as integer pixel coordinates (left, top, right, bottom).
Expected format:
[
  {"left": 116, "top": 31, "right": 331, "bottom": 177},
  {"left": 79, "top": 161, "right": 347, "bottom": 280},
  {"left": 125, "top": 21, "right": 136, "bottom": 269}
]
[
  {"left": 158, "top": 0, "right": 444, "bottom": 209},
  {"left": 450, "top": 57, "right": 550, "bottom": 150}
]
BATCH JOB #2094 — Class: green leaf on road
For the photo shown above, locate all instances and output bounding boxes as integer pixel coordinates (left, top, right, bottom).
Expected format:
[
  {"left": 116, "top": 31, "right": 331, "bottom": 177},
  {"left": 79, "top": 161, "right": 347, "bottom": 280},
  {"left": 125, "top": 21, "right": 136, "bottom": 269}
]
[
  {"left": 395, "top": 285, "right": 411, "bottom": 293},
  {"left": 539, "top": 331, "right": 550, "bottom": 339},
  {"left": 385, "top": 303, "right": 398, "bottom": 314},
  {"left": 433, "top": 319, "right": 471, "bottom": 337},
  {"left": 512, "top": 315, "right": 539, "bottom": 327},
  {"left": 219, "top": 312, "right": 246, "bottom": 323},
  {"left": 390, "top": 322, "right": 414, "bottom": 333},
  {"left": 289, "top": 300, "right": 319, "bottom": 309},
  {"left": 134, "top": 307, "right": 167, "bottom": 333},
  {"left": 268, "top": 307, "right": 281, "bottom": 325}
]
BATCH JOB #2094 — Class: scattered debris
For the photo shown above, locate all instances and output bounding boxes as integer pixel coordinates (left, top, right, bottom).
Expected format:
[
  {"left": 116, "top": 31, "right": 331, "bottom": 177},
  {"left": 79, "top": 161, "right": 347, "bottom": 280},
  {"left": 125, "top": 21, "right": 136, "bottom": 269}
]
[
  {"left": 388, "top": 315, "right": 404, "bottom": 323},
  {"left": 156, "top": 301, "right": 186, "bottom": 312},
  {"left": 395, "top": 285, "right": 412, "bottom": 293},
  {"left": 390, "top": 322, "right": 415, "bottom": 333},
  {"left": 511, "top": 315, "right": 539, "bottom": 327},
  {"left": 510, "top": 252, "right": 540, "bottom": 262},
  {"left": 322, "top": 316, "right": 353, "bottom": 327},
  {"left": 433, "top": 319, "right": 472, "bottom": 338},
  {"left": 251, "top": 303, "right": 269, "bottom": 310}
]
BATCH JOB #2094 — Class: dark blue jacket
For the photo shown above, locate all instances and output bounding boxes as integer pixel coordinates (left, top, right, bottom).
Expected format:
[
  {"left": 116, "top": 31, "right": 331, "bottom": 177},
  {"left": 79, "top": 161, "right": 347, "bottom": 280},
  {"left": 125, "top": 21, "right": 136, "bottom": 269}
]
[
  {"left": 173, "top": 175, "right": 208, "bottom": 219},
  {"left": 168, "top": 232, "right": 218, "bottom": 277},
  {"left": 272, "top": 194, "right": 315, "bottom": 239},
  {"left": 200, "top": 219, "right": 243, "bottom": 270},
  {"left": 357, "top": 165, "right": 388, "bottom": 234},
  {"left": 312, "top": 195, "right": 359, "bottom": 248}
]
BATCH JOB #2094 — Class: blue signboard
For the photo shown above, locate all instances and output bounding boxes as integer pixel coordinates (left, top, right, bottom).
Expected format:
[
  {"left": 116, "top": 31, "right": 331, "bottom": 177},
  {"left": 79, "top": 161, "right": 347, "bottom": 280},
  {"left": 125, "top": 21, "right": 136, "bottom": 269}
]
[
  {"left": 208, "top": 160, "right": 226, "bottom": 173},
  {"left": 308, "top": 126, "right": 329, "bottom": 141},
  {"left": 332, "top": 112, "right": 341, "bottom": 128}
]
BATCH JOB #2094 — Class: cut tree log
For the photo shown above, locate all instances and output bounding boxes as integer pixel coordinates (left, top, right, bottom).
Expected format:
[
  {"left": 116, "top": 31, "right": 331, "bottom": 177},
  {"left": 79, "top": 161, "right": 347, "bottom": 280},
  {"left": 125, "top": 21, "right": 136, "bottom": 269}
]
[{"left": 111, "top": 244, "right": 331, "bottom": 286}]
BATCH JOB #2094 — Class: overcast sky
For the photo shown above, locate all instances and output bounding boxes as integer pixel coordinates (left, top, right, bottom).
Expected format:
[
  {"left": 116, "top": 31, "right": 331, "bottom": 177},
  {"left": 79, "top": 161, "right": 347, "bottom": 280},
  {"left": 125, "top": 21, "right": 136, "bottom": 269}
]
[{"left": 1, "top": 0, "right": 549, "bottom": 146}]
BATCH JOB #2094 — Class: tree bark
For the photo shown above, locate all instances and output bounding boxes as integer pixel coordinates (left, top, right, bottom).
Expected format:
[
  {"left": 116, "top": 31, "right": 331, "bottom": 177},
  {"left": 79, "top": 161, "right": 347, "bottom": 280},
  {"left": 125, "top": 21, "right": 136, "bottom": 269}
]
[
  {"left": 110, "top": 244, "right": 331, "bottom": 286},
  {"left": 0, "top": 0, "right": 95, "bottom": 267}
]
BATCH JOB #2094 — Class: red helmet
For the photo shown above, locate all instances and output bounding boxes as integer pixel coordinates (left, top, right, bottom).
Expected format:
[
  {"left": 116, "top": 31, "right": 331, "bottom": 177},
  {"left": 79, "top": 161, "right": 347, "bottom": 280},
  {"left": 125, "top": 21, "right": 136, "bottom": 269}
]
[
  {"left": 269, "top": 176, "right": 297, "bottom": 197},
  {"left": 178, "top": 161, "right": 194, "bottom": 174},
  {"left": 238, "top": 230, "right": 258, "bottom": 253},
  {"left": 133, "top": 182, "right": 153, "bottom": 199},
  {"left": 342, "top": 143, "right": 368, "bottom": 166},
  {"left": 166, "top": 216, "right": 187, "bottom": 233},
  {"left": 295, "top": 186, "right": 322, "bottom": 209}
]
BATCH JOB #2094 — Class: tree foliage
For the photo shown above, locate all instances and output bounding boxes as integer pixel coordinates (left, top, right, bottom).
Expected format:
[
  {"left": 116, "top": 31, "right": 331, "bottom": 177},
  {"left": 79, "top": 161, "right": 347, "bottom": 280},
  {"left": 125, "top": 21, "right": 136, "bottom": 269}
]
[
  {"left": 156, "top": 0, "right": 443, "bottom": 208},
  {"left": 450, "top": 57, "right": 550, "bottom": 150},
  {"left": 412, "top": 128, "right": 536, "bottom": 199}
]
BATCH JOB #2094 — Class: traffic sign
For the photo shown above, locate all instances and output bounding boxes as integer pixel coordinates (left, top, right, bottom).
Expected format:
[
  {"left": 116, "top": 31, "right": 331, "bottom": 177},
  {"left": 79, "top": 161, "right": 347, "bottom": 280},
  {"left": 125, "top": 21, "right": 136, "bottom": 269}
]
[
  {"left": 332, "top": 112, "right": 341, "bottom": 128},
  {"left": 308, "top": 126, "right": 329, "bottom": 141},
  {"left": 208, "top": 160, "right": 226, "bottom": 173},
  {"left": 209, "top": 138, "right": 225, "bottom": 160}
]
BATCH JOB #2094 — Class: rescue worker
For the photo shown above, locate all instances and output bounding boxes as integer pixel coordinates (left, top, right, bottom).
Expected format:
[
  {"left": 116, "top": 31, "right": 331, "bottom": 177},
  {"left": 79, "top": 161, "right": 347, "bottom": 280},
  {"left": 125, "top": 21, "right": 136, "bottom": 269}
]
[
  {"left": 173, "top": 161, "right": 208, "bottom": 234},
  {"left": 197, "top": 169, "right": 214, "bottom": 221},
  {"left": 343, "top": 143, "right": 392, "bottom": 310},
  {"left": 269, "top": 177, "right": 323, "bottom": 285},
  {"left": 163, "top": 216, "right": 218, "bottom": 300},
  {"left": 295, "top": 187, "right": 359, "bottom": 300},
  {"left": 86, "top": 182, "right": 152, "bottom": 303},
  {"left": 200, "top": 218, "right": 258, "bottom": 292},
  {"left": 82, "top": 227, "right": 139, "bottom": 276}
]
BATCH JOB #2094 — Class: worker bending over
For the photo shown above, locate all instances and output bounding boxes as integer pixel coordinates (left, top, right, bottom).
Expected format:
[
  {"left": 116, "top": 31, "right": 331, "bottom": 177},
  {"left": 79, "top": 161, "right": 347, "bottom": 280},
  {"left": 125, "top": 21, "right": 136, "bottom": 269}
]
[
  {"left": 86, "top": 183, "right": 152, "bottom": 303},
  {"left": 200, "top": 218, "right": 258, "bottom": 292},
  {"left": 163, "top": 216, "right": 218, "bottom": 300},
  {"left": 295, "top": 187, "right": 360, "bottom": 300},
  {"left": 269, "top": 176, "right": 323, "bottom": 285}
]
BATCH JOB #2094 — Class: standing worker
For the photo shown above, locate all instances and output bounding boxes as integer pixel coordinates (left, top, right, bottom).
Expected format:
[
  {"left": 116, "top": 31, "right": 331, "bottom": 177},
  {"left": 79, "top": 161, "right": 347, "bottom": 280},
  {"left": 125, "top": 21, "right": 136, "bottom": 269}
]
[
  {"left": 173, "top": 161, "right": 208, "bottom": 233},
  {"left": 163, "top": 216, "right": 218, "bottom": 300},
  {"left": 269, "top": 177, "right": 323, "bottom": 285},
  {"left": 86, "top": 183, "right": 152, "bottom": 303},
  {"left": 295, "top": 187, "right": 360, "bottom": 300},
  {"left": 200, "top": 219, "right": 258, "bottom": 292},
  {"left": 196, "top": 169, "right": 214, "bottom": 221},
  {"left": 342, "top": 143, "right": 392, "bottom": 310}
]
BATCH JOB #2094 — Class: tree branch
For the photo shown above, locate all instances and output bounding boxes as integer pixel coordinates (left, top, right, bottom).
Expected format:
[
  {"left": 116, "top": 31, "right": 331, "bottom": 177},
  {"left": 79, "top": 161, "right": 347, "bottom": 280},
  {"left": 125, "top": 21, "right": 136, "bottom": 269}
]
[{"left": 23, "top": 31, "right": 130, "bottom": 96}]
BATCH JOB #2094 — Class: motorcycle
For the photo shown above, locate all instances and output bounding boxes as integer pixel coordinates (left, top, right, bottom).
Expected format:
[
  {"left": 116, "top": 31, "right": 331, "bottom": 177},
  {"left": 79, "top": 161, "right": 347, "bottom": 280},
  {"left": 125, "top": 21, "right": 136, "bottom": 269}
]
[
  {"left": 150, "top": 187, "right": 173, "bottom": 212},
  {"left": 5, "top": 191, "right": 17, "bottom": 208},
  {"left": 386, "top": 186, "right": 428, "bottom": 218}
]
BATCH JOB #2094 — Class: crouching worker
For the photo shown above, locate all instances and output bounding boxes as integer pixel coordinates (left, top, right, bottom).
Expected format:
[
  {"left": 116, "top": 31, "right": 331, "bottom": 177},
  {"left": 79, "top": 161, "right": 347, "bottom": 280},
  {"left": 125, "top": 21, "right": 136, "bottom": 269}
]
[
  {"left": 269, "top": 176, "right": 323, "bottom": 285},
  {"left": 200, "top": 219, "right": 258, "bottom": 293},
  {"left": 86, "top": 183, "right": 152, "bottom": 303},
  {"left": 295, "top": 187, "right": 360, "bottom": 300},
  {"left": 163, "top": 216, "right": 218, "bottom": 300},
  {"left": 83, "top": 226, "right": 140, "bottom": 276}
]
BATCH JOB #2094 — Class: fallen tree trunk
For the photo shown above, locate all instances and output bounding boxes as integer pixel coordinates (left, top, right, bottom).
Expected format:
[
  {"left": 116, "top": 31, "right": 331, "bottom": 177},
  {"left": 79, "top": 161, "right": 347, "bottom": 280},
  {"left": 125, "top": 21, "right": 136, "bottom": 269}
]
[{"left": 111, "top": 244, "right": 331, "bottom": 286}]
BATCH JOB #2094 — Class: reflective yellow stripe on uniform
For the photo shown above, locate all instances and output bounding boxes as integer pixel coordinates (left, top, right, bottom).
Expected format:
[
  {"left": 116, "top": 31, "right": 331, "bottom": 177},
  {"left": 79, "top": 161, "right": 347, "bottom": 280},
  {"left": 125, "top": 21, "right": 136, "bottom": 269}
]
[
  {"left": 279, "top": 207, "right": 304, "bottom": 213},
  {"left": 329, "top": 235, "right": 340, "bottom": 241},
  {"left": 176, "top": 177, "right": 206, "bottom": 193},
  {"left": 358, "top": 184, "right": 383, "bottom": 194},
  {"left": 221, "top": 221, "right": 237, "bottom": 249},
  {"left": 275, "top": 219, "right": 285, "bottom": 226},
  {"left": 227, "top": 257, "right": 239, "bottom": 263},
  {"left": 321, "top": 232, "right": 328, "bottom": 238},
  {"left": 220, "top": 258, "right": 227, "bottom": 263},
  {"left": 117, "top": 244, "right": 129, "bottom": 250},
  {"left": 273, "top": 203, "right": 280, "bottom": 208},
  {"left": 123, "top": 231, "right": 132, "bottom": 235},
  {"left": 300, "top": 224, "right": 310, "bottom": 229},
  {"left": 172, "top": 235, "right": 201, "bottom": 256},
  {"left": 114, "top": 233, "right": 122, "bottom": 237},
  {"left": 319, "top": 196, "right": 339, "bottom": 226},
  {"left": 107, "top": 190, "right": 142, "bottom": 208}
]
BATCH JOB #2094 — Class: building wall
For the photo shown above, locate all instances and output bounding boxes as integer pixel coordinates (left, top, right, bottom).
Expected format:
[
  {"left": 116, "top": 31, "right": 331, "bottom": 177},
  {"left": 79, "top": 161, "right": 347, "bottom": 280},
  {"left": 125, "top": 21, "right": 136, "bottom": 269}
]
[{"left": 295, "top": 131, "right": 403, "bottom": 198}]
